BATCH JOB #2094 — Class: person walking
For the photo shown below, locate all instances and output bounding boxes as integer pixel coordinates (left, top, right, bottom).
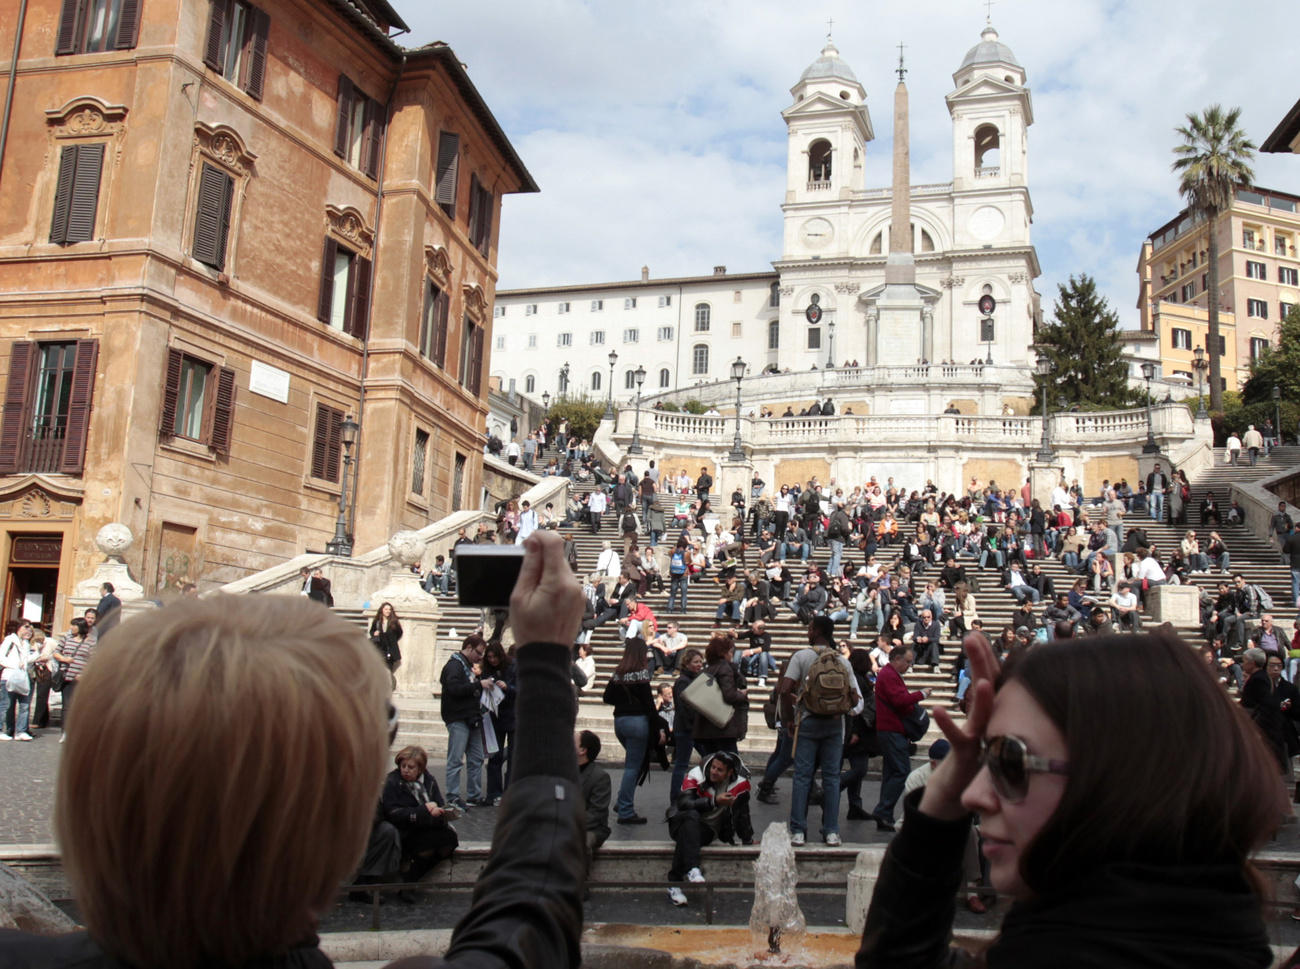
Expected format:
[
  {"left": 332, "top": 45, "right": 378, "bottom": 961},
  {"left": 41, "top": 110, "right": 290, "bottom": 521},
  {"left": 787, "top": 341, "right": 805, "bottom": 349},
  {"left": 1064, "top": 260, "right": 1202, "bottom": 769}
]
[
  {"left": 439, "top": 633, "right": 491, "bottom": 810},
  {"left": 870, "top": 644, "right": 930, "bottom": 831},
  {"left": 602, "top": 637, "right": 658, "bottom": 825},
  {"left": 0, "top": 621, "right": 35, "bottom": 741},
  {"left": 1243, "top": 424, "right": 1264, "bottom": 466},
  {"left": 691, "top": 634, "right": 749, "bottom": 756},
  {"left": 1144, "top": 463, "right": 1169, "bottom": 524},
  {"left": 775, "top": 616, "right": 859, "bottom": 846}
]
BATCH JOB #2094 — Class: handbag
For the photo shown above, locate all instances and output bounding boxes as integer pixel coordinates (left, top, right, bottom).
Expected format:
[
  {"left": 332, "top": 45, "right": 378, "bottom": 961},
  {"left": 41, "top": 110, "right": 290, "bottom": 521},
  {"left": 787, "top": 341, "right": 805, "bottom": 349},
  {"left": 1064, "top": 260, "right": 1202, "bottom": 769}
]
[
  {"left": 681, "top": 671, "right": 735, "bottom": 730},
  {"left": 2, "top": 667, "right": 30, "bottom": 697},
  {"left": 901, "top": 704, "right": 929, "bottom": 742}
]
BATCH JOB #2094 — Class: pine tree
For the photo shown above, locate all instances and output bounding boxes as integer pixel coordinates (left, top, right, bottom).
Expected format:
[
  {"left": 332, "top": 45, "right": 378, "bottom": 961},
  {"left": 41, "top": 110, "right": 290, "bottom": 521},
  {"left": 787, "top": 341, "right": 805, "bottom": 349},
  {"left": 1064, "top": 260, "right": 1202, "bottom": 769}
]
[{"left": 1034, "top": 274, "right": 1136, "bottom": 409}]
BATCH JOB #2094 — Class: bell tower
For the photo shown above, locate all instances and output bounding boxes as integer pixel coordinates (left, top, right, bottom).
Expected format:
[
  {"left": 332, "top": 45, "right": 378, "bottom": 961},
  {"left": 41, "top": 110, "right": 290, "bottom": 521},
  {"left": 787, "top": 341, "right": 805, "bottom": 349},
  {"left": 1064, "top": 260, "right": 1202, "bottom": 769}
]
[{"left": 946, "top": 25, "right": 1032, "bottom": 195}]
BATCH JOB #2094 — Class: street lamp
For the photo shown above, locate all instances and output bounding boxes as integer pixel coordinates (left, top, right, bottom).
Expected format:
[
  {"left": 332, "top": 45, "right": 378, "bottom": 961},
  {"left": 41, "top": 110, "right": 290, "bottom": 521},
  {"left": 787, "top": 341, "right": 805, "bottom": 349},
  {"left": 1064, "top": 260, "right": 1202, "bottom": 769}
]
[
  {"left": 1035, "top": 349, "right": 1055, "bottom": 462},
  {"left": 1273, "top": 385, "right": 1282, "bottom": 451},
  {"left": 1140, "top": 360, "right": 1159, "bottom": 454},
  {"left": 326, "top": 414, "right": 361, "bottom": 556},
  {"left": 1192, "top": 345, "right": 1208, "bottom": 419},
  {"left": 826, "top": 318, "right": 836, "bottom": 369},
  {"left": 604, "top": 350, "right": 618, "bottom": 419},
  {"left": 728, "top": 356, "right": 746, "bottom": 461},
  {"left": 541, "top": 390, "right": 550, "bottom": 412},
  {"left": 628, "top": 365, "right": 647, "bottom": 454},
  {"left": 558, "top": 362, "right": 570, "bottom": 397}
]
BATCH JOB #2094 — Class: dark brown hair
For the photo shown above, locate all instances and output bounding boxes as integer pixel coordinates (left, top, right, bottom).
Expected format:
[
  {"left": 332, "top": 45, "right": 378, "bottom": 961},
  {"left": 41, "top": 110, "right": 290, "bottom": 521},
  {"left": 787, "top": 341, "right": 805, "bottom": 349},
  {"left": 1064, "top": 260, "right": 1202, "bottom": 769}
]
[
  {"left": 613, "top": 637, "right": 649, "bottom": 678},
  {"left": 1007, "top": 633, "right": 1280, "bottom": 897},
  {"left": 704, "top": 632, "right": 736, "bottom": 665}
]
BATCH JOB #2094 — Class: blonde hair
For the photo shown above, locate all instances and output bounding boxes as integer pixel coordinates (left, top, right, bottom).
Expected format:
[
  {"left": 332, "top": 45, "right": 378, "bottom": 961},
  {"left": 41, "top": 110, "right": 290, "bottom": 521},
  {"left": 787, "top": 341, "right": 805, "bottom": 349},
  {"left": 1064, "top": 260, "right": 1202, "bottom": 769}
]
[{"left": 56, "top": 594, "right": 390, "bottom": 969}]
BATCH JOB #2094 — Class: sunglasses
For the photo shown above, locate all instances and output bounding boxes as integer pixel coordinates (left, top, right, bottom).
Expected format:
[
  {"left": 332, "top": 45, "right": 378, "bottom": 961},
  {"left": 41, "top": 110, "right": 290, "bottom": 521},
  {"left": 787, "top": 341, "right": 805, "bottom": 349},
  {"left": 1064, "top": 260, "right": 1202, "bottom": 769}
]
[{"left": 980, "top": 735, "right": 1069, "bottom": 803}]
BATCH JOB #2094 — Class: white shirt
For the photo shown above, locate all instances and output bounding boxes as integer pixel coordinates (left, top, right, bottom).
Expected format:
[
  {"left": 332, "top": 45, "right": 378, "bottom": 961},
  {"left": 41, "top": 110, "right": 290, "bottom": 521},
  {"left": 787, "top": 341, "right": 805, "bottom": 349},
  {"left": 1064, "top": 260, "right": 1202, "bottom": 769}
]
[
  {"left": 589, "top": 491, "right": 608, "bottom": 513},
  {"left": 1135, "top": 557, "right": 1166, "bottom": 583}
]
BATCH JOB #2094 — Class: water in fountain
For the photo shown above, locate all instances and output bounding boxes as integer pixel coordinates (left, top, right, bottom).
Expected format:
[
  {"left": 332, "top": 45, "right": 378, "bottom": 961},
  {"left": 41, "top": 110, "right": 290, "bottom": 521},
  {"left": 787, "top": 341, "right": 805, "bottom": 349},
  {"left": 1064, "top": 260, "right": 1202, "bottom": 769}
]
[{"left": 747, "top": 821, "right": 807, "bottom": 963}]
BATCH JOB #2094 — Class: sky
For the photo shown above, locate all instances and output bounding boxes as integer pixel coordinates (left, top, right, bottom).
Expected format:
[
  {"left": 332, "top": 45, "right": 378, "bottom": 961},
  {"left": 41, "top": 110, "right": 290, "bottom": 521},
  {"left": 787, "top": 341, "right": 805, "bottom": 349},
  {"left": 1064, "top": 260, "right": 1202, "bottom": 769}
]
[{"left": 398, "top": 0, "right": 1299, "bottom": 330}]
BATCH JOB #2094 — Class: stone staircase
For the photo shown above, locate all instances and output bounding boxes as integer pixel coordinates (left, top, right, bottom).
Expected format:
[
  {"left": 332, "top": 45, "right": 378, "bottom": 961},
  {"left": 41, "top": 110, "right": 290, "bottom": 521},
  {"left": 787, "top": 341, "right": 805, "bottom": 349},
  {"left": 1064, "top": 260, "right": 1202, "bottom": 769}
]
[{"left": 351, "top": 446, "right": 1300, "bottom": 768}]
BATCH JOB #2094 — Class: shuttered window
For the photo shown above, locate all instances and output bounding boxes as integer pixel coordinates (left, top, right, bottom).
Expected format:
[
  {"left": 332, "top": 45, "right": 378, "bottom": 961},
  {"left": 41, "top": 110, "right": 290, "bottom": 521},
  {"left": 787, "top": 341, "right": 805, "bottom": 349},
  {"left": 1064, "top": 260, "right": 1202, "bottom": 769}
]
[
  {"left": 158, "top": 348, "right": 236, "bottom": 454},
  {"left": 333, "top": 75, "right": 384, "bottom": 178},
  {"left": 411, "top": 428, "right": 429, "bottom": 495},
  {"left": 316, "top": 237, "right": 371, "bottom": 340},
  {"left": 310, "top": 403, "right": 344, "bottom": 483},
  {"left": 458, "top": 317, "right": 484, "bottom": 396},
  {"left": 50, "top": 143, "right": 104, "bottom": 244},
  {"left": 0, "top": 339, "right": 98, "bottom": 475},
  {"left": 202, "top": 0, "right": 270, "bottom": 100},
  {"left": 192, "top": 162, "right": 234, "bottom": 270},
  {"left": 55, "top": 0, "right": 140, "bottom": 54},
  {"left": 467, "top": 174, "right": 494, "bottom": 255},
  {"left": 435, "top": 132, "right": 459, "bottom": 219},
  {"left": 419, "top": 280, "right": 450, "bottom": 366}
]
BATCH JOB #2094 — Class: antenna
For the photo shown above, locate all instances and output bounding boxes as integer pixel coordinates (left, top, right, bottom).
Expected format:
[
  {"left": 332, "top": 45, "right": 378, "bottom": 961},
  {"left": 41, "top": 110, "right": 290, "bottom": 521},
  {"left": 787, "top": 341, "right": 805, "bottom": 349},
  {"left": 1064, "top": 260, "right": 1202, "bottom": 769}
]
[{"left": 896, "top": 42, "right": 907, "bottom": 82}]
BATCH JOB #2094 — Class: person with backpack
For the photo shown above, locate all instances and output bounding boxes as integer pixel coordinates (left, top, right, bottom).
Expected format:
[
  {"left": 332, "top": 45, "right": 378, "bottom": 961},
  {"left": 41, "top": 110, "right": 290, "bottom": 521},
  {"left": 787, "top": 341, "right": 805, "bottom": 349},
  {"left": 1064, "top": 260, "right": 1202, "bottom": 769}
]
[
  {"left": 774, "top": 616, "right": 860, "bottom": 846},
  {"left": 871, "top": 644, "right": 930, "bottom": 832},
  {"left": 621, "top": 508, "right": 639, "bottom": 559},
  {"left": 667, "top": 540, "right": 690, "bottom": 614}
]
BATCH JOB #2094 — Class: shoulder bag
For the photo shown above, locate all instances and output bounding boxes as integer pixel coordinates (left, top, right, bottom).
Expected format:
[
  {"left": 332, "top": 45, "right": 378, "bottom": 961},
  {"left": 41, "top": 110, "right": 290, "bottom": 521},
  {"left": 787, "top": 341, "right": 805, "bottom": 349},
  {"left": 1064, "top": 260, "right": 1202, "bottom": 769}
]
[{"left": 681, "top": 670, "right": 734, "bottom": 729}]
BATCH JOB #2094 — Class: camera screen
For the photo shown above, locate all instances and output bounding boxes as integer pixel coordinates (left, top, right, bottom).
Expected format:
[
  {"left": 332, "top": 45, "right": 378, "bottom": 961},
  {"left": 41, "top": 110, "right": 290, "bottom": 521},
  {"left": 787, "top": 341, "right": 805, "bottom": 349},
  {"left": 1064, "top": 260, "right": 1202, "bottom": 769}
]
[{"left": 455, "top": 546, "right": 525, "bottom": 609}]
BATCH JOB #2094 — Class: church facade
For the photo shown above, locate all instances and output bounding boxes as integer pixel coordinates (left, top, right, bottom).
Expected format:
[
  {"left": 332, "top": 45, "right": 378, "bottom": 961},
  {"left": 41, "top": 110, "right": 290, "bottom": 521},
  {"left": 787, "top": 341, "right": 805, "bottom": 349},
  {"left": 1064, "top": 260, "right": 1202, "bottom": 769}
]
[{"left": 494, "top": 26, "right": 1042, "bottom": 410}]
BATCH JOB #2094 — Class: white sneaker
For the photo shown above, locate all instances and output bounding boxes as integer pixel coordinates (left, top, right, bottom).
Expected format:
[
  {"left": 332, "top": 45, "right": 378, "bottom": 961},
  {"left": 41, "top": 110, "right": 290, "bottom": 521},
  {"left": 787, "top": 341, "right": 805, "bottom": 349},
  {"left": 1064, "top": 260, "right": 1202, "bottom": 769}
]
[
  {"left": 824, "top": 832, "right": 842, "bottom": 846},
  {"left": 757, "top": 677, "right": 767, "bottom": 687},
  {"left": 686, "top": 867, "right": 706, "bottom": 883},
  {"left": 0, "top": 733, "right": 10, "bottom": 741},
  {"left": 59, "top": 733, "right": 66, "bottom": 744},
  {"left": 14, "top": 733, "right": 33, "bottom": 742},
  {"left": 790, "top": 831, "right": 806, "bottom": 846},
  {"left": 667, "top": 886, "right": 688, "bottom": 906}
]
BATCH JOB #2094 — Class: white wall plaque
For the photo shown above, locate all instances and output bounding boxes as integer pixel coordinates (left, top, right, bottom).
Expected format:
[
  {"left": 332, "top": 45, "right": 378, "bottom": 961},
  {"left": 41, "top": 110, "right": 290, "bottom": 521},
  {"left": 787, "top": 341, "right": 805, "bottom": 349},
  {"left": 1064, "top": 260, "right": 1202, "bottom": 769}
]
[{"left": 249, "top": 360, "right": 290, "bottom": 403}]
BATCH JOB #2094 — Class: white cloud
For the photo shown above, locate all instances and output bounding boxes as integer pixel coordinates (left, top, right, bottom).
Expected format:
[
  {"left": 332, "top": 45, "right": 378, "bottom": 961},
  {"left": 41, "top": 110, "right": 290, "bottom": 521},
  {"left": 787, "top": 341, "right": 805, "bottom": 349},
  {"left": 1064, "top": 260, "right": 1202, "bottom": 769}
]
[{"left": 400, "top": 0, "right": 1300, "bottom": 328}]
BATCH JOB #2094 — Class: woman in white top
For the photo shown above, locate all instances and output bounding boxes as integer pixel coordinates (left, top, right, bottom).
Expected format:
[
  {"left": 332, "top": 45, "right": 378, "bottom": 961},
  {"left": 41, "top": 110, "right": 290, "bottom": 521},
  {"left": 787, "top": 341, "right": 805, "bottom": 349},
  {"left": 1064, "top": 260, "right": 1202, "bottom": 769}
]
[
  {"left": 573, "top": 642, "right": 596, "bottom": 693},
  {"left": 0, "top": 621, "right": 36, "bottom": 741},
  {"left": 595, "top": 541, "right": 621, "bottom": 578}
]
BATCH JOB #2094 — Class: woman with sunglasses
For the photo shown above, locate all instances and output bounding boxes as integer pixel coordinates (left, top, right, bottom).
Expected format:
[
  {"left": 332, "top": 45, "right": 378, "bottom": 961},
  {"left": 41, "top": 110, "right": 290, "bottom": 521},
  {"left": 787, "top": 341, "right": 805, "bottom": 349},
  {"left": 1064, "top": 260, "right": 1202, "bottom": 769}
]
[{"left": 857, "top": 632, "right": 1280, "bottom": 966}]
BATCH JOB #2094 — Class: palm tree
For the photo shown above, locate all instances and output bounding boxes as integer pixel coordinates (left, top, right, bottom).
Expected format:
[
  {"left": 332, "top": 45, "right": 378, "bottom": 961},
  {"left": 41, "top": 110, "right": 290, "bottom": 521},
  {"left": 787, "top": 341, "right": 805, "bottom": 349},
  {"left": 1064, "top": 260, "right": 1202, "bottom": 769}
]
[{"left": 1172, "top": 105, "right": 1256, "bottom": 413}]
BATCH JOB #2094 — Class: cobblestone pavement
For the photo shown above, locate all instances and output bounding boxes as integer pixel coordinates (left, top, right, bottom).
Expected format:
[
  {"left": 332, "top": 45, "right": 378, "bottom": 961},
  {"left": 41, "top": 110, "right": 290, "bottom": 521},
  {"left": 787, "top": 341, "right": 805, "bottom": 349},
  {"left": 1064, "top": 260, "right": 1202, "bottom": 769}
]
[{"left": 0, "top": 727, "right": 60, "bottom": 844}]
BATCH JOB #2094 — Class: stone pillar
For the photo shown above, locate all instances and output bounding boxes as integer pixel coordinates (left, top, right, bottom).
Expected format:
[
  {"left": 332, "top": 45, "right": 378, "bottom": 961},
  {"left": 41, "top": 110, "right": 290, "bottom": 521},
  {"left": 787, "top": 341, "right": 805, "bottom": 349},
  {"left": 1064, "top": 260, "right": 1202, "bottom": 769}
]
[
  {"left": 718, "top": 461, "right": 751, "bottom": 514},
  {"left": 845, "top": 845, "right": 888, "bottom": 933},
  {"left": 1028, "top": 461, "right": 1062, "bottom": 508},
  {"left": 68, "top": 523, "right": 155, "bottom": 627},
  {"left": 368, "top": 531, "right": 442, "bottom": 697}
]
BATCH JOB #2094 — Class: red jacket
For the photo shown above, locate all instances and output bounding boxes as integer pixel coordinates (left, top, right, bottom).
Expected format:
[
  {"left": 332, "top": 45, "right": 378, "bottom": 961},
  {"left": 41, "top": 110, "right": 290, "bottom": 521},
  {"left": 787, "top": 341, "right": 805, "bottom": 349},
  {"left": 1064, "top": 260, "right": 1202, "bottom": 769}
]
[{"left": 875, "top": 663, "right": 923, "bottom": 735}]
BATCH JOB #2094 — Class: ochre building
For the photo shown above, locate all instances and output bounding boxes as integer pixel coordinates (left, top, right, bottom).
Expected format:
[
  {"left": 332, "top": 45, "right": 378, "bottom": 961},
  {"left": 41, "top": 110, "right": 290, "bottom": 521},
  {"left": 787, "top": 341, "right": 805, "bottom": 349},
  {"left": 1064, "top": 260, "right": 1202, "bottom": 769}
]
[{"left": 0, "top": 0, "right": 534, "bottom": 627}]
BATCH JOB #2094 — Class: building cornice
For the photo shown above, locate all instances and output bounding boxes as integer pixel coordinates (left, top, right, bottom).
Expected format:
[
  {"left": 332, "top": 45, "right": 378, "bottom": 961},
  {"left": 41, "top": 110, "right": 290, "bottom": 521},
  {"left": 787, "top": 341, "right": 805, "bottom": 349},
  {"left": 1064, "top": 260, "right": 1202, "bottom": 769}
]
[{"left": 497, "top": 270, "right": 779, "bottom": 299}]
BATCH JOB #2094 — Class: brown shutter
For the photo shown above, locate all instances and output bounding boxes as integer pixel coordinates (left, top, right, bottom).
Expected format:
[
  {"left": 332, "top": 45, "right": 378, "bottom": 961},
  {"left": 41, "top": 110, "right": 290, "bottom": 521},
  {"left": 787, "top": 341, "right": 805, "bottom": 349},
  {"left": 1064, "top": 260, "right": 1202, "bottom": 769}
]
[
  {"left": 159, "top": 347, "right": 183, "bottom": 439},
  {"left": 362, "top": 97, "right": 385, "bottom": 179},
  {"left": 434, "top": 290, "right": 449, "bottom": 367},
  {"left": 211, "top": 366, "right": 236, "bottom": 454},
  {"left": 0, "top": 343, "right": 35, "bottom": 474},
  {"left": 192, "top": 163, "right": 232, "bottom": 269},
  {"left": 311, "top": 404, "right": 342, "bottom": 482},
  {"left": 245, "top": 8, "right": 270, "bottom": 100},
  {"left": 66, "top": 143, "right": 104, "bottom": 243},
  {"left": 58, "top": 339, "right": 98, "bottom": 475},
  {"left": 348, "top": 255, "right": 371, "bottom": 341},
  {"left": 49, "top": 146, "right": 78, "bottom": 243},
  {"left": 469, "top": 323, "right": 484, "bottom": 396},
  {"left": 419, "top": 282, "right": 433, "bottom": 357},
  {"left": 333, "top": 75, "right": 353, "bottom": 158},
  {"left": 203, "top": 0, "right": 228, "bottom": 72},
  {"left": 325, "top": 409, "right": 342, "bottom": 482},
  {"left": 113, "top": 0, "right": 141, "bottom": 49},
  {"left": 55, "top": 0, "right": 84, "bottom": 55},
  {"left": 468, "top": 173, "right": 481, "bottom": 244},
  {"left": 435, "top": 132, "right": 459, "bottom": 217},
  {"left": 316, "top": 236, "right": 337, "bottom": 323},
  {"left": 310, "top": 403, "right": 329, "bottom": 479}
]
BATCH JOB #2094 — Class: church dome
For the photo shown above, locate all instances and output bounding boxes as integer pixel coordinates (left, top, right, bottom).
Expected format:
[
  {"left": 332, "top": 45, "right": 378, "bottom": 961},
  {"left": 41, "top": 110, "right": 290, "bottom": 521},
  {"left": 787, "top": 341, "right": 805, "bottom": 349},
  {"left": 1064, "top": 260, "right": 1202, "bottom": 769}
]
[
  {"left": 799, "top": 39, "right": 860, "bottom": 86},
  {"left": 959, "top": 25, "right": 1020, "bottom": 70}
]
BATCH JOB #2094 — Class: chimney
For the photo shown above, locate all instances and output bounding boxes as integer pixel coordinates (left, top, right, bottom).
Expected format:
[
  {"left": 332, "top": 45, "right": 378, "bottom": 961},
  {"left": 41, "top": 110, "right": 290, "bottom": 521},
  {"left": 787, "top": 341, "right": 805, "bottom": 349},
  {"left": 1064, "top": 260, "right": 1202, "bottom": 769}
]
[
  {"left": 713, "top": 265, "right": 726, "bottom": 276},
  {"left": 641, "top": 265, "right": 649, "bottom": 282}
]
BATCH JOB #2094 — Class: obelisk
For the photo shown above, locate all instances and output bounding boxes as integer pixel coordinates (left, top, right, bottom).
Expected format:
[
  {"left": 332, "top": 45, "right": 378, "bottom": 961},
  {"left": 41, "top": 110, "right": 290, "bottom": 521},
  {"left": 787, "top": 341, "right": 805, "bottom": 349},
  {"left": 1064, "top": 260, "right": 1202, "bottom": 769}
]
[{"left": 885, "top": 49, "right": 915, "bottom": 286}]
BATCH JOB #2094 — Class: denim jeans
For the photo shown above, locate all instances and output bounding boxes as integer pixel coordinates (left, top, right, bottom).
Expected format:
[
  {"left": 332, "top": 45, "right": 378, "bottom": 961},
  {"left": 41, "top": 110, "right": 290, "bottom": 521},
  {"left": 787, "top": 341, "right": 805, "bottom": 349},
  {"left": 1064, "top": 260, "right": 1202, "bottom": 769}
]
[
  {"left": 444, "top": 719, "right": 485, "bottom": 803},
  {"left": 849, "top": 605, "right": 883, "bottom": 639},
  {"left": 614, "top": 714, "right": 651, "bottom": 819},
  {"left": 669, "top": 722, "right": 696, "bottom": 808},
  {"left": 828, "top": 539, "right": 844, "bottom": 577},
  {"left": 1010, "top": 586, "right": 1040, "bottom": 604},
  {"left": 789, "top": 715, "right": 844, "bottom": 838},
  {"left": 1292, "top": 569, "right": 1300, "bottom": 610},
  {"left": 3, "top": 690, "right": 29, "bottom": 737},
  {"left": 840, "top": 749, "right": 871, "bottom": 809},
  {"left": 742, "top": 651, "right": 777, "bottom": 678},
  {"left": 761, "top": 728, "right": 794, "bottom": 790},
  {"left": 781, "top": 541, "right": 810, "bottom": 562},
  {"left": 1148, "top": 491, "right": 1164, "bottom": 523},
  {"left": 979, "top": 549, "right": 1004, "bottom": 570},
  {"left": 872, "top": 730, "right": 911, "bottom": 824},
  {"left": 668, "top": 574, "right": 689, "bottom": 612}
]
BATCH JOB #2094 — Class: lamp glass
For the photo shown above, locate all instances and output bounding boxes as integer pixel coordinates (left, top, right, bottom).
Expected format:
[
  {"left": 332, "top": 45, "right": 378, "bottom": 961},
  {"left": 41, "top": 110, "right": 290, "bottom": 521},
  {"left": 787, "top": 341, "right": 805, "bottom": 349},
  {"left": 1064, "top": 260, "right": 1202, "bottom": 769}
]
[
  {"left": 608, "top": 350, "right": 618, "bottom": 367},
  {"left": 1141, "top": 361, "right": 1155, "bottom": 380},
  {"left": 731, "top": 357, "right": 746, "bottom": 382},
  {"left": 340, "top": 416, "right": 360, "bottom": 447},
  {"left": 1273, "top": 386, "right": 1282, "bottom": 401},
  {"left": 1193, "top": 345, "right": 1205, "bottom": 364},
  {"left": 634, "top": 365, "right": 646, "bottom": 388}
]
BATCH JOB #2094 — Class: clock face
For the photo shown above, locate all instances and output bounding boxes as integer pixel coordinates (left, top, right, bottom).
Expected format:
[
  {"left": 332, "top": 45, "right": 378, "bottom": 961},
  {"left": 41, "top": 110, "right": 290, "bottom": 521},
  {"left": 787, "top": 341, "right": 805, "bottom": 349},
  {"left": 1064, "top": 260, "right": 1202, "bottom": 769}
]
[
  {"left": 799, "top": 217, "right": 834, "bottom": 250},
  {"left": 968, "top": 205, "right": 1005, "bottom": 242}
]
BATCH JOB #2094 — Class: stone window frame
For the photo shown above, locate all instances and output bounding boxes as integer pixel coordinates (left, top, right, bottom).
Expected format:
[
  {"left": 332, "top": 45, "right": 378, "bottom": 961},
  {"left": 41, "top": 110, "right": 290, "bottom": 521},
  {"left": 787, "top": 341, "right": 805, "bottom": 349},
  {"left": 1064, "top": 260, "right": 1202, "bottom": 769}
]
[
  {"left": 43, "top": 97, "right": 128, "bottom": 249},
  {"left": 184, "top": 122, "right": 257, "bottom": 280}
]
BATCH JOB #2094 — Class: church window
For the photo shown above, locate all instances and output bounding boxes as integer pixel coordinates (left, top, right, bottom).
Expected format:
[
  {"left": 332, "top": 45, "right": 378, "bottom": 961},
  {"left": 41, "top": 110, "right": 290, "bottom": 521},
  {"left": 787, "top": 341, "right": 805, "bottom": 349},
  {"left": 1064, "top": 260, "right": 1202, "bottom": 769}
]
[
  {"left": 769, "top": 282, "right": 780, "bottom": 308},
  {"left": 807, "top": 327, "right": 821, "bottom": 350},
  {"left": 694, "top": 303, "right": 711, "bottom": 332},
  {"left": 659, "top": 368, "right": 670, "bottom": 388},
  {"left": 731, "top": 321, "right": 742, "bottom": 338},
  {"left": 839, "top": 90, "right": 850, "bottom": 100},
  {"left": 591, "top": 371, "right": 601, "bottom": 391},
  {"left": 524, "top": 375, "right": 534, "bottom": 393},
  {"left": 1170, "top": 328, "right": 1192, "bottom": 350},
  {"left": 808, "top": 140, "right": 832, "bottom": 184},
  {"left": 768, "top": 320, "right": 779, "bottom": 350},
  {"left": 624, "top": 369, "right": 636, "bottom": 390},
  {"left": 691, "top": 344, "right": 709, "bottom": 375},
  {"left": 869, "top": 231, "right": 882, "bottom": 255},
  {"left": 974, "top": 124, "right": 1000, "bottom": 175}
]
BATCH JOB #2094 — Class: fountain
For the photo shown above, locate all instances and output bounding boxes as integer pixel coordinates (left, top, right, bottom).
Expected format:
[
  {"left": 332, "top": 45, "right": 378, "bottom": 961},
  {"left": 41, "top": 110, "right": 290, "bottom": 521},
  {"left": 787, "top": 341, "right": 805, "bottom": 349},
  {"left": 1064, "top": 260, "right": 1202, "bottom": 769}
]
[{"left": 747, "top": 822, "right": 807, "bottom": 963}]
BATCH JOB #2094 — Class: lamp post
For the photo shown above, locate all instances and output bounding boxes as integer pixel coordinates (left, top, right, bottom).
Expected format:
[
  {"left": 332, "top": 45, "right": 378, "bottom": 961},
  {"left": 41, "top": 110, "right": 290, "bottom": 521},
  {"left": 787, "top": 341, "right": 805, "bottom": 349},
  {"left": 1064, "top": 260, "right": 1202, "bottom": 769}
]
[
  {"left": 628, "top": 365, "right": 646, "bottom": 454},
  {"left": 558, "top": 362, "right": 570, "bottom": 398},
  {"left": 728, "top": 356, "right": 746, "bottom": 461},
  {"left": 1141, "top": 360, "right": 1159, "bottom": 454},
  {"left": 1273, "top": 385, "right": 1282, "bottom": 451},
  {"left": 604, "top": 350, "right": 618, "bottom": 419},
  {"left": 826, "top": 318, "right": 836, "bottom": 369},
  {"left": 542, "top": 390, "right": 550, "bottom": 412},
  {"left": 1192, "top": 346, "right": 1208, "bottom": 419},
  {"left": 325, "top": 414, "right": 360, "bottom": 556},
  {"left": 1035, "top": 349, "right": 1055, "bottom": 462}
]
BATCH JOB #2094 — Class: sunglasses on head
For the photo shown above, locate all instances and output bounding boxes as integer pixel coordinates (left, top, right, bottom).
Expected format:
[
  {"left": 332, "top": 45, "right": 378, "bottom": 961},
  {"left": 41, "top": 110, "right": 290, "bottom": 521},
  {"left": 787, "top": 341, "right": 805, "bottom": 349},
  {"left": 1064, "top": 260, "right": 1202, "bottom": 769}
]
[{"left": 980, "top": 735, "right": 1069, "bottom": 803}]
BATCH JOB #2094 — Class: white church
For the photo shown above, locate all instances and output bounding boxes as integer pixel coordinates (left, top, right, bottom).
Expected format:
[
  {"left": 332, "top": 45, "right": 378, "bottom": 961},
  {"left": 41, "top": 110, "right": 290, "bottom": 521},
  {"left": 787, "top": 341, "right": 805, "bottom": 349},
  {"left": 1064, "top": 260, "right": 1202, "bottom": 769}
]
[{"left": 492, "top": 25, "right": 1043, "bottom": 413}]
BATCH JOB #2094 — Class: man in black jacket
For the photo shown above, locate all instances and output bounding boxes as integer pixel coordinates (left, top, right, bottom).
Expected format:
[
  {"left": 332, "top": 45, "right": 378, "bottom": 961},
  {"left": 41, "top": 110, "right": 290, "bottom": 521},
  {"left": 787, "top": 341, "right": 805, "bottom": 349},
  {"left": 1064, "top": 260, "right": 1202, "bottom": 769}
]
[
  {"left": 440, "top": 634, "right": 493, "bottom": 809},
  {"left": 577, "top": 730, "right": 611, "bottom": 878},
  {"left": 696, "top": 467, "right": 714, "bottom": 504}
]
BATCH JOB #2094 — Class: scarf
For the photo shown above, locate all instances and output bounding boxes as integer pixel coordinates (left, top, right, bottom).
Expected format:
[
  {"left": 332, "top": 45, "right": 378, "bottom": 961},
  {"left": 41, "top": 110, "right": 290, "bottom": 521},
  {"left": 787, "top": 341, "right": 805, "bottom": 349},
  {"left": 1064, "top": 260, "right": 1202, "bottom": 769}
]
[{"left": 989, "top": 862, "right": 1271, "bottom": 969}]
